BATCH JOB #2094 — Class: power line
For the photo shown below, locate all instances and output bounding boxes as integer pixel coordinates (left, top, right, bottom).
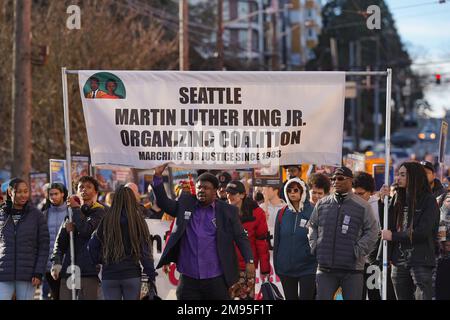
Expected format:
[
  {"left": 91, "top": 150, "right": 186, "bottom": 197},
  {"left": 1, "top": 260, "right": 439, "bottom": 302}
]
[
  {"left": 391, "top": 0, "right": 446, "bottom": 11},
  {"left": 335, "top": 1, "right": 448, "bottom": 19},
  {"left": 412, "top": 59, "right": 450, "bottom": 66},
  {"left": 395, "top": 7, "right": 450, "bottom": 19}
]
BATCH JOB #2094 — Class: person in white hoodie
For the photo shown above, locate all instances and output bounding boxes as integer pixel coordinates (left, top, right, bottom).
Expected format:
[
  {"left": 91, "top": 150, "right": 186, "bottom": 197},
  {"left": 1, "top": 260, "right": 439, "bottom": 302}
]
[{"left": 273, "top": 178, "right": 317, "bottom": 300}]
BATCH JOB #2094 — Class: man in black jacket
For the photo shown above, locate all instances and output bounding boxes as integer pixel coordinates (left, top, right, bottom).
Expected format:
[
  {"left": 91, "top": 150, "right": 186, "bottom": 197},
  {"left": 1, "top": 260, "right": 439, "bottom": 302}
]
[{"left": 153, "top": 164, "right": 254, "bottom": 300}]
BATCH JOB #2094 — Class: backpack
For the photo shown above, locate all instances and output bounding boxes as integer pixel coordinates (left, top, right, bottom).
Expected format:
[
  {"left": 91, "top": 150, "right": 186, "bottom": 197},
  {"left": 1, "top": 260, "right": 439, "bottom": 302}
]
[{"left": 277, "top": 205, "right": 288, "bottom": 225}]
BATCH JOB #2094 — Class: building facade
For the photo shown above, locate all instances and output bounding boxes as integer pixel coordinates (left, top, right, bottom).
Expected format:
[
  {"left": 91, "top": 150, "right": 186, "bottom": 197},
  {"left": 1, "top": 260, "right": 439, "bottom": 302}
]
[{"left": 282, "top": 0, "right": 322, "bottom": 70}]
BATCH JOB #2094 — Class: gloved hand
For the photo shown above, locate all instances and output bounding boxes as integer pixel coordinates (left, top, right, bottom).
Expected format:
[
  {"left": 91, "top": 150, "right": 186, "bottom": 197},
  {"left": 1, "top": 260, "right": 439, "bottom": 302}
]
[{"left": 51, "top": 264, "right": 62, "bottom": 280}]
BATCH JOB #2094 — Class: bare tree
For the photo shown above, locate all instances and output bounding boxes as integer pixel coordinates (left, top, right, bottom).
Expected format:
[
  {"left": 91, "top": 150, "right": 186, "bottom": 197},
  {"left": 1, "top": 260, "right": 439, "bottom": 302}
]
[{"left": 1, "top": 0, "right": 178, "bottom": 174}]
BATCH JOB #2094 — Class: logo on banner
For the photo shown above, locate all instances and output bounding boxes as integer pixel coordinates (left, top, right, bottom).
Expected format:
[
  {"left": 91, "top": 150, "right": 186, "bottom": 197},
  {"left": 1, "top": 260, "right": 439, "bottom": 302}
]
[{"left": 83, "top": 72, "right": 126, "bottom": 100}]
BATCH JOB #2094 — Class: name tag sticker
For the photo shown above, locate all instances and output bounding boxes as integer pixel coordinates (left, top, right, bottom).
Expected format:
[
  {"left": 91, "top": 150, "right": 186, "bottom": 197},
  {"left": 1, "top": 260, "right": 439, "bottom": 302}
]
[
  {"left": 343, "top": 215, "right": 351, "bottom": 225},
  {"left": 184, "top": 211, "right": 192, "bottom": 220},
  {"left": 299, "top": 219, "right": 308, "bottom": 228},
  {"left": 342, "top": 225, "right": 349, "bottom": 234}
]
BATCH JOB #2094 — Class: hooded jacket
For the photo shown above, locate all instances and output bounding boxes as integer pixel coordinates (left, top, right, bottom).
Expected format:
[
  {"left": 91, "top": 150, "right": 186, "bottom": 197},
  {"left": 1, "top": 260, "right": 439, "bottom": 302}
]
[
  {"left": 273, "top": 178, "right": 317, "bottom": 277},
  {"left": 0, "top": 202, "right": 49, "bottom": 281}
]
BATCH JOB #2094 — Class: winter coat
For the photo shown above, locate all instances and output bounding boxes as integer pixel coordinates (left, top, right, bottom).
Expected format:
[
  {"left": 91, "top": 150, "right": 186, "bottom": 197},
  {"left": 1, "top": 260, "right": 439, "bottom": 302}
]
[
  {"left": 88, "top": 211, "right": 156, "bottom": 281},
  {"left": 235, "top": 206, "right": 270, "bottom": 274},
  {"left": 274, "top": 178, "right": 317, "bottom": 277},
  {"left": 51, "top": 202, "right": 106, "bottom": 278},
  {"left": 0, "top": 202, "right": 49, "bottom": 281},
  {"left": 378, "top": 192, "right": 440, "bottom": 267},
  {"left": 308, "top": 192, "right": 379, "bottom": 271}
]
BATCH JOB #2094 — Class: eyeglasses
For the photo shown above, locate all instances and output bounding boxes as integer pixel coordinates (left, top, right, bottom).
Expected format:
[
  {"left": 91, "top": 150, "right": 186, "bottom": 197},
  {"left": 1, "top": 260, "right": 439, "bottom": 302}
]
[
  {"left": 331, "top": 176, "right": 350, "bottom": 182},
  {"left": 287, "top": 188, "right": 301, "bottom": 193}
]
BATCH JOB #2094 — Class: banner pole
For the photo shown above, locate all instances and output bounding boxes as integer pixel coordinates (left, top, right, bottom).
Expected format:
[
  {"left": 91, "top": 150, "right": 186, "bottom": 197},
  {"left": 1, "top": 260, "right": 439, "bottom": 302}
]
[
  {"left": 382, "top": 68, "right": 392, "bottom": 301},
  {"left": 61, "top": 67, "right": 77, "bottom": 300}
]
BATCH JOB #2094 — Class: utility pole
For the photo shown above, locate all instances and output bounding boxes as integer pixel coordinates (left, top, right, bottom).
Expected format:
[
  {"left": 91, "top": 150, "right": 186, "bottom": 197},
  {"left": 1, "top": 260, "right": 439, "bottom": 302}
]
[
  {"left": 271, "top": 0, "right": 279, "bottom": 71},
  {"left": 12, "top": 0, "right": 32, "bottom": 179},
  {"left": 179, "top": 0, "right": 189, "bottom": 71},
  {"left": 217, "top": 0, "right": 224, "bottom": 70}
]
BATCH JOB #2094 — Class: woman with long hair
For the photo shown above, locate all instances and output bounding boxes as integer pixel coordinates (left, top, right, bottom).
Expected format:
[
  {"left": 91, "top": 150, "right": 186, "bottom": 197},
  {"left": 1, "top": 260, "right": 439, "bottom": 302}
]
[
  {"left": 381, "top": 161, "right": 440, "bottom": 300},
  {"left": 0, "top": 178, "right": 49, "bottom": 300},
  {"left": 225, "top": 180, "right": 270, "bottom": 300},
  {"left": 88, "top": 185, "right": 156, "bottom": 300}
]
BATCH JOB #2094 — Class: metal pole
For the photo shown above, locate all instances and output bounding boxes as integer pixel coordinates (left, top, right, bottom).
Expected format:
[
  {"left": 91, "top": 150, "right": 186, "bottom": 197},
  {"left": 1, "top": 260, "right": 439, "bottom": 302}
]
[
  {"left": 382, "top": 68, "right": 392, "bottom": 301},
  {"left": 61, "top": 67, "right": 77, "bottom": 300},
  {"left": 217, "top": 0, "right": 224, "bottom": 70},
  {"left": 355, "top": 40, "right": 362, "bottom": 151},
  {"left": 374, "top": 37, "right": 381, "bottom": 146},
  {"left": 349, "top": 41, "right": 357, "bottom": 151},
  {"left": 346, "top": 71, "right": 387, "bottom": 76}
]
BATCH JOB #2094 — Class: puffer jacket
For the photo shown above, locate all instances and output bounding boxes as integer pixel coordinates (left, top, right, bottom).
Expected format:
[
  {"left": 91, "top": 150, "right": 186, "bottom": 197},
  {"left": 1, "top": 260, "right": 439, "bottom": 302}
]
[
  {"left": 308, "top": 192, "right": 379, "bottom": 271},
  {"left": 235, "top": 206, "right": 270, "bottom": 274},
  {"left": 0, "top": 202, "right": 50, "bottom": 281},
  {"left": 51, "top": 202, "right": 106, "bottom": 278},
  {"left": 274, "top": 178, "right": 317, "bottom": 277},
  {"left": 88, "top": 210, "right": 156, "bottom": 281}
]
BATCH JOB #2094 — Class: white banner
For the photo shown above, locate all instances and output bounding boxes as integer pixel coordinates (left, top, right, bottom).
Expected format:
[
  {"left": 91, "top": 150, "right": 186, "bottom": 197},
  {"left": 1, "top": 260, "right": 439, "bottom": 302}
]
[
  {"left": 146, "top": 219, "right": 178, "bottom": 300},
  {"left": 78, "top": 71, "right": 345, "bottom": 169}
]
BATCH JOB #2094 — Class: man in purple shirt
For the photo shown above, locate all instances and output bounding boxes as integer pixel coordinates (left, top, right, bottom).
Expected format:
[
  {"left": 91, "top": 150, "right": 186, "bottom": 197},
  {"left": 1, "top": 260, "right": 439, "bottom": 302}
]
[{"left": 153, "top": 164, "right": 254, "bottom": 300}]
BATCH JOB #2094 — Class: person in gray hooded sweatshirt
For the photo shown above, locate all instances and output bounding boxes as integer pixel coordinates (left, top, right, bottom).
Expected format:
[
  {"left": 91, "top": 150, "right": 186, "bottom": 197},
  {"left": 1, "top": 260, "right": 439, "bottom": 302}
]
[
  {"left": 41, "top": 183, "right": 69, "bottom": 300},
  {"left": 308, "top": 166, "right": 379, "bottom": 300},
  {"left": 273, "top": 177, "right": 317, "bottom": 300}
]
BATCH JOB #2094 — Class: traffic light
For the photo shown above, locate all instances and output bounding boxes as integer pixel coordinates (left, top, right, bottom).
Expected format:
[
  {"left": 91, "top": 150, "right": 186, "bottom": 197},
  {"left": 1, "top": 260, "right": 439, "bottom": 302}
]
[{"left": 436, "top": 74, "right": 441, "bottom": 85}]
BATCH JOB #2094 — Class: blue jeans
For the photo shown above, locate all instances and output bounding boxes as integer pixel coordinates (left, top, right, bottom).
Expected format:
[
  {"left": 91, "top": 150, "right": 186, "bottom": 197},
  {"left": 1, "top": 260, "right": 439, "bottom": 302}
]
[
  {"left": 0, "top": 281, "right": 35, "bottom": 300},
  {"left": 101, "top": 278, "right": 141, "bottom": 300}
]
